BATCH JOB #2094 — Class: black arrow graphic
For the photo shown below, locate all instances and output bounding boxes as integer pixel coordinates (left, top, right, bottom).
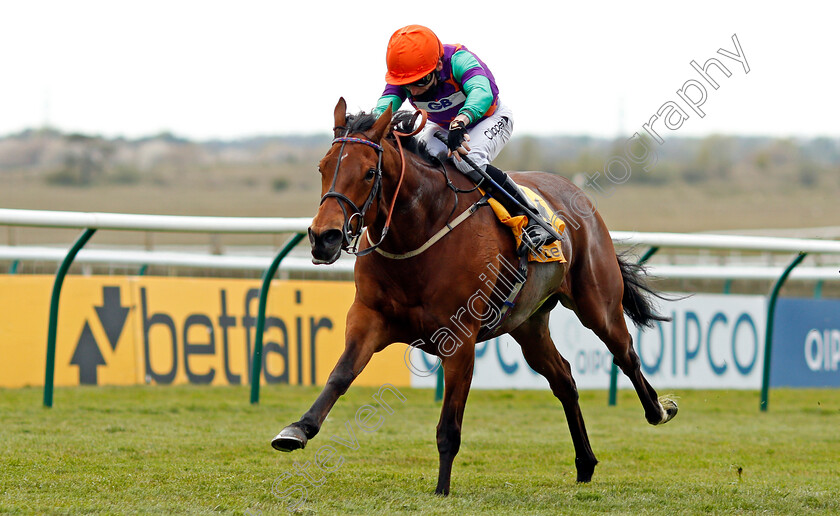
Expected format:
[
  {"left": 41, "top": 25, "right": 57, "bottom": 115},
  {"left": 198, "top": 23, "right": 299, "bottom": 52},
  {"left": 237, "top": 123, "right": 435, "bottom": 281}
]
[
  {"left": 70, "top": 322, "right": 106, "bottom": 385},
  {"left": 95, "top": 286, "right": 129, "bottom": 351}
]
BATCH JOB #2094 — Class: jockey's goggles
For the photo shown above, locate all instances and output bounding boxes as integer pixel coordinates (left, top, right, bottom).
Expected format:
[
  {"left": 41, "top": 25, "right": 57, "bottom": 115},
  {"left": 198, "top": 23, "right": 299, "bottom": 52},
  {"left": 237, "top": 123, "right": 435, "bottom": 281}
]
[{"left": 409, "top": 72, "right": 435, "bottom": 88}]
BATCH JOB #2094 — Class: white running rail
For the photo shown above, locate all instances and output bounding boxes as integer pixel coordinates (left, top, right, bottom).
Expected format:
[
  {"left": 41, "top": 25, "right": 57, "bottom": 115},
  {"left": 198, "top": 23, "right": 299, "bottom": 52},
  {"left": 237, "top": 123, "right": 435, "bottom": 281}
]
[{"left": 0, "top": 209, "right": 838, "bottom": 280}]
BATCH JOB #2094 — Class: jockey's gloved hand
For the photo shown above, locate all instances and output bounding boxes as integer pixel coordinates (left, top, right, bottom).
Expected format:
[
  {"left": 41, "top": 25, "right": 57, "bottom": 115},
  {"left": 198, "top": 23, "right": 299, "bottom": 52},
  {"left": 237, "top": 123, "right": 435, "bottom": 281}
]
[{"left": 446, "top": 119, "right": 468, "bottom": 152}]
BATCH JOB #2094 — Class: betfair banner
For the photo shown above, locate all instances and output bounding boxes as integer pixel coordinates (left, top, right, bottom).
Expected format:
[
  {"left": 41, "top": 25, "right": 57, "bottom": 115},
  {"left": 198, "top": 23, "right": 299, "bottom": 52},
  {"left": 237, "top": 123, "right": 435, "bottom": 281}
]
[{"left": 0, "top": 276, "right": 409, "bottom": 388}]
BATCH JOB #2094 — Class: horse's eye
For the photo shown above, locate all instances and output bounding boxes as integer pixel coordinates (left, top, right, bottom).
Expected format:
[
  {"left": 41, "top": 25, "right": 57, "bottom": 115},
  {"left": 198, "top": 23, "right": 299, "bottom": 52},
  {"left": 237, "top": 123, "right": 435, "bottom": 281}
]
[{"left": 364, "top": 169, "right": 376, "bottom": 181}]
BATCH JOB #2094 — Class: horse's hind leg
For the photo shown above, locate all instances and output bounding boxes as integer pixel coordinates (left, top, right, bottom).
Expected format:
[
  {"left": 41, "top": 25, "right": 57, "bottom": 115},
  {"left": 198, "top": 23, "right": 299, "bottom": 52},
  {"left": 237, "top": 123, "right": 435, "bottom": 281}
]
[
  {"left": 571, "top": 260, "right": 677, "bottom": 426},
  {"left": 603, "top": 320, "right": 675, "bottom": 425},
  {"left": 511, "top": 311, "right": 598, "bottom": 482},
  {"left": 575, "top": 292, "right": 676, "bottom": 425}
]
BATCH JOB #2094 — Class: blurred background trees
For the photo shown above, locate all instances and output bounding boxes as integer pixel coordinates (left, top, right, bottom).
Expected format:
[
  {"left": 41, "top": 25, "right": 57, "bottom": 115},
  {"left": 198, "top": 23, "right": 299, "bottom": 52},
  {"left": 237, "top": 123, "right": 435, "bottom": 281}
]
[{"left": 1, "top": 128, "right": 837, "bottom": 191}]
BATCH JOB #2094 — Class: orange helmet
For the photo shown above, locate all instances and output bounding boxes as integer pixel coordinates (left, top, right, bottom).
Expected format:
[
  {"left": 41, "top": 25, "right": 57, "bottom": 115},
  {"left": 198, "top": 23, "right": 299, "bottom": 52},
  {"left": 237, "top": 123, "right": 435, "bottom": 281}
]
[{"left": 384, "top": 25, "right": 444, "bottom": 85}]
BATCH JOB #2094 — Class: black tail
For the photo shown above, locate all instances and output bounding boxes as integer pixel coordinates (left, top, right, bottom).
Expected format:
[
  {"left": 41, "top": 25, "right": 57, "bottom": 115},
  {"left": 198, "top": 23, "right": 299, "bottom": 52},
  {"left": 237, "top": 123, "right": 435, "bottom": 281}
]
[{"left": 616, "top": 253, "right": 671, "bottom": 328}]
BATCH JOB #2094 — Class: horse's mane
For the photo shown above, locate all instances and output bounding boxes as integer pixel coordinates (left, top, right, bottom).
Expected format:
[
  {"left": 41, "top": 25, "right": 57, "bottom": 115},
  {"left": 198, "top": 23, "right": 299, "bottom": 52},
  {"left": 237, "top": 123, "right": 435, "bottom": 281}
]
[{"left": 344, "top": 111, "right": 438, "bottom": 165}]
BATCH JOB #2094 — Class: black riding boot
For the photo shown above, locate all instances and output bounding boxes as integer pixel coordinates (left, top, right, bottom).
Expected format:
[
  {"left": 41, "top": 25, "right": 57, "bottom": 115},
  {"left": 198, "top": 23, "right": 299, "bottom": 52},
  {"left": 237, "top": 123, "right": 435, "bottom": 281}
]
[{"left": 483, "top": 164, "right": 557, "bottom": 255}]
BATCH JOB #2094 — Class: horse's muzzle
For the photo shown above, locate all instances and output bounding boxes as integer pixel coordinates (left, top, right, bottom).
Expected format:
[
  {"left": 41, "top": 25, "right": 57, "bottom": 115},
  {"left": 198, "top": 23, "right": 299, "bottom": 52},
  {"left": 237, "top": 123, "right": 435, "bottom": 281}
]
[{"left": 309, "top": 227, "right": 343, "bottom": 265}]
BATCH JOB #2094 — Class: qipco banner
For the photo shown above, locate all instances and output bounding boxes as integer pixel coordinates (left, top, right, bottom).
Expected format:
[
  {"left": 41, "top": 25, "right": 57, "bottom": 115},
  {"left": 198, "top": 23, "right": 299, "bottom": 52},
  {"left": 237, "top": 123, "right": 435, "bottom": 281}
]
[
  {"left": 770, "top": 298, "right": 840, "bottom": 387},
  {"left": 409, "top": 294, "right": 767, "bottom": 390}
]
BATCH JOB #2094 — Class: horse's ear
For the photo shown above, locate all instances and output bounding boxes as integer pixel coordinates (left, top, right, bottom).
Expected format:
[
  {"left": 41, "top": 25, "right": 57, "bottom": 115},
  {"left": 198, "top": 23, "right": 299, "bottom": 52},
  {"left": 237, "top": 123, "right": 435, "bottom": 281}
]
[
  {"left": 333, "top": 97, "right": 347, "bottom": 133},
  {"left": 370, "top": 105, "right": 393, "bottom": 142}
]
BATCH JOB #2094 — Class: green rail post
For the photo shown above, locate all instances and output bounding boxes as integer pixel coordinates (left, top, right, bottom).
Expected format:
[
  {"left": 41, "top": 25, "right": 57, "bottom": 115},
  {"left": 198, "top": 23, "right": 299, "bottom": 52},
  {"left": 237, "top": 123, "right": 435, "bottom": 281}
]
[
  {"left": 637, "top": 247, "right": 660, "bottom": 265},
  {"left": 138, "top": 264, "right": 149, "bottom": 276},
  {"left": 434, "top": 366, "right": 444, "bottom": 402},
  {"left": 609, "top": 246, "right": 660, "bottom": 406},
  {"left": 760, "top": 252, "right": 807, "bottom": 412},
  {"left": 250, "top": 232, "right": 306, "bottom": 404},
  {"left": 608, "top": 363, "right": 619, "bottom": 406},
  {"left": 814, "top": 280, "right": 823, "bottom": 299},
  {"left": 44, "top": 228, "right": 97, "bottom": 408},
  {"left": 10, "top": 260, "right": 20, "bottom": 274}
]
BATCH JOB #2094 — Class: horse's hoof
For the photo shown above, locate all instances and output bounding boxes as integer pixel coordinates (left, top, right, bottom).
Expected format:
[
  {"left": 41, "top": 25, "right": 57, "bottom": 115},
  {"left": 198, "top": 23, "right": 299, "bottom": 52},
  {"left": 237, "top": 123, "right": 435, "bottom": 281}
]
[
  {"left": 271, "top": 425, "right": 308, "bottom": 452},
  {"left": 657, "top": 398, "right": 678, "bottom": 425},
  {"left": 575, "top": 457, "right": 598, "bottom": 482}
]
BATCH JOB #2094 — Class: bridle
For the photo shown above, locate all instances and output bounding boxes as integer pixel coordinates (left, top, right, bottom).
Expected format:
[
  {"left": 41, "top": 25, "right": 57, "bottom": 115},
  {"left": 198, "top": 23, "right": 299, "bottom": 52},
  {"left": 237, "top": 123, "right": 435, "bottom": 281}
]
[
  {"left": 319, "top": 110, "right": 425, "bottom": 256},
  {"left": 320, "top": 134, "right": 385, "bottom": 256}
]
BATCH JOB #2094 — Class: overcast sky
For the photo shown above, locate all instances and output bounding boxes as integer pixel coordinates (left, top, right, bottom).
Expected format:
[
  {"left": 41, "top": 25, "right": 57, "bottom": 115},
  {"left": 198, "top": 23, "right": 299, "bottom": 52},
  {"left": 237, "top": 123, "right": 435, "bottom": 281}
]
[{"left": 2, "top": 1, "right": 838, "bottom": 140}]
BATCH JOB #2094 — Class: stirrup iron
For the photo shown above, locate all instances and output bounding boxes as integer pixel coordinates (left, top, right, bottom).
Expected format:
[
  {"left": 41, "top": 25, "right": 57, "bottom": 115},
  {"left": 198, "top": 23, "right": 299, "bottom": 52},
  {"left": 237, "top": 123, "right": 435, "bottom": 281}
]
[{"left": 518, "top": 219, "right": 555, "bottom": 256}]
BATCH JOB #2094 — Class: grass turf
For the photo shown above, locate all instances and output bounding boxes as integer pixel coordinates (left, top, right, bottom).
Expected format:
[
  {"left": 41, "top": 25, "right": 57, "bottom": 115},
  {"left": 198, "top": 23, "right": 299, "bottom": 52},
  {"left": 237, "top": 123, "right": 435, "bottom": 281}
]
[{"left": 1, "top": 386, "right": 838, "bottom": 514}]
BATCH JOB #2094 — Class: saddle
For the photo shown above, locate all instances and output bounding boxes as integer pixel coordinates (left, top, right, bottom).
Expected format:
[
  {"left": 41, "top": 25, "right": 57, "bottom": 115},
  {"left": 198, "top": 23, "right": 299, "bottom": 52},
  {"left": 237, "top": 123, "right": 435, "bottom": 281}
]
[
  {"left": 482, "top": 185, "right": 567, "bottom": 263},
  {"left": 473, "top": 186, "right": 566, "bottom": 340}
]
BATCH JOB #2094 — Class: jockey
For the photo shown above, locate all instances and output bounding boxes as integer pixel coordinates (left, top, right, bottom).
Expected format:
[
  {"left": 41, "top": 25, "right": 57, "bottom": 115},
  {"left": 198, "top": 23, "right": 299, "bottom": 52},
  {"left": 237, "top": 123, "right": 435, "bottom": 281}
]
[{"left": 373, "top": 24, "right": 555, "bottom": 255}]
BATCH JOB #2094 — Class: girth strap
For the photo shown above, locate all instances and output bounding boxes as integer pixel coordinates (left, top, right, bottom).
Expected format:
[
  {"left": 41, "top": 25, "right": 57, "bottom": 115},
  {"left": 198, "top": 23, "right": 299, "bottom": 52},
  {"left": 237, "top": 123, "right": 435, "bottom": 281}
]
[{"left": 476, "top": 252, "right": 529, "bottom": 341}]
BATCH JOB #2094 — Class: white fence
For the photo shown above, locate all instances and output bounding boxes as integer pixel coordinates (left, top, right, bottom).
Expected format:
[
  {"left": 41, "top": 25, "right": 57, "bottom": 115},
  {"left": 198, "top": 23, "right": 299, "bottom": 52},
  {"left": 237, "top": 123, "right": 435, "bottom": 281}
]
[
  {"left": 3, "top": 209, "right": 837, "bottom": 408},
  {"left": 0, "top": 245, "right": 354, "bottom": 273},
  {"left": 611, "top": 230, "right": 840, "bottom": 254},
  {"left": 1, "top": 208, "right": 839, "bottom": 281},
  {"left": 0, "top": 208, "right": 311, "bottom": 233}
]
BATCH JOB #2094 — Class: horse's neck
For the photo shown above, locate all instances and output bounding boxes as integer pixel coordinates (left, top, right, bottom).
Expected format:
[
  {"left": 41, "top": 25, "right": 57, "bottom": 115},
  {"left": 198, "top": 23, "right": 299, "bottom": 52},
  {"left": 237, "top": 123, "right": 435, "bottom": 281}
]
[{"left": 371, "top": 150, "right": 472, "bottom": 254}]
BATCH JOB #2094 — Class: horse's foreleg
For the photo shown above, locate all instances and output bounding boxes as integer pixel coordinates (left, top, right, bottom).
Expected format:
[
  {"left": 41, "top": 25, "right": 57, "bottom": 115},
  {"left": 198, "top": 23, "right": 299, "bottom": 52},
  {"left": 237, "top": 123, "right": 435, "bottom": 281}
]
[
  {"left": 434, "top": 351, "right": 475, "bottom": 496},
  {"left": 271, "top": 306, "right": 385, "bottom": 452}
]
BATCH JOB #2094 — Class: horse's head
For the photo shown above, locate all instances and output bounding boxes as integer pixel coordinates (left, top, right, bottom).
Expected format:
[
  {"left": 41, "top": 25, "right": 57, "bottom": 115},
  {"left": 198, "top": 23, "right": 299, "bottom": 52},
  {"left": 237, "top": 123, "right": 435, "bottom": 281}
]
[{"left": 309, "top": 97, "right": 394, "bottom": 264}]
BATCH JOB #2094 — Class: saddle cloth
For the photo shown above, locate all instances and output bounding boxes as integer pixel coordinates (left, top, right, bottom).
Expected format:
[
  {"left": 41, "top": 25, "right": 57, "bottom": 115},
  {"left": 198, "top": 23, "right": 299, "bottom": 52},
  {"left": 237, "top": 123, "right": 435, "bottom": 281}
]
[{"left": 484, "top": 186, "right": 567, "bottom": 263}]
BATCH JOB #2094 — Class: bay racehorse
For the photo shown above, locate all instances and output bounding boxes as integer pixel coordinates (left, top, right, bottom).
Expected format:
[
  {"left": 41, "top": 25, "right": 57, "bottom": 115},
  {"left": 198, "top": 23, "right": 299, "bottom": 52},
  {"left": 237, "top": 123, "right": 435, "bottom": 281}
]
[{"left": 271, "top": 98, "right": 677, "bottom": 495}]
